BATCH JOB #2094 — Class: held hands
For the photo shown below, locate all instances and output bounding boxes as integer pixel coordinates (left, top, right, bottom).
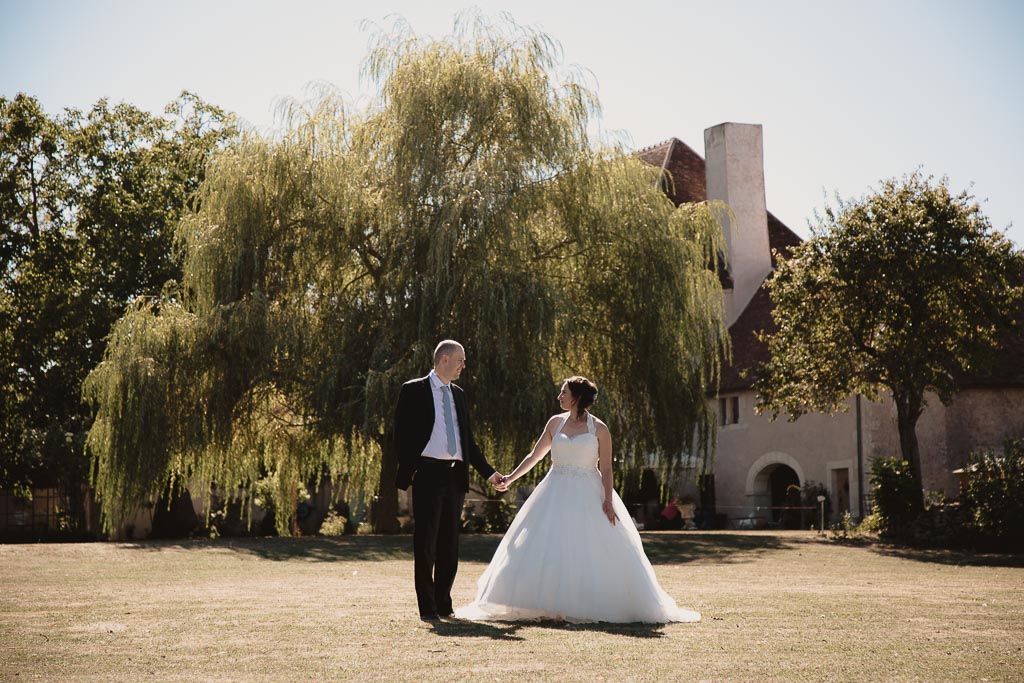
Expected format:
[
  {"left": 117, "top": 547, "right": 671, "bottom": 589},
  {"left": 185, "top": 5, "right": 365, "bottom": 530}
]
[
  {"left": 488, "top": 472, "right": 509, "bottom": 492},
  {"left": 602, "top": 499, "right": 618, "bottom": 526}
]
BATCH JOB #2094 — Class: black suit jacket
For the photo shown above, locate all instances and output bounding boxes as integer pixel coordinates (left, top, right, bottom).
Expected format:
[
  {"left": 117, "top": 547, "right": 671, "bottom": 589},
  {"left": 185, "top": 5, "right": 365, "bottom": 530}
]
[{"left": 394, "top": 375, "right": 496, "bottom": 491}]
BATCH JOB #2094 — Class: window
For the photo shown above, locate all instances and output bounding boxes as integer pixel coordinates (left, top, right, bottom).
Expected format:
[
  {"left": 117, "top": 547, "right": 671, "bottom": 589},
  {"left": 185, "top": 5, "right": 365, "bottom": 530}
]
[{"left": 719, "top": 396, "right": 741, "bottom": 426}]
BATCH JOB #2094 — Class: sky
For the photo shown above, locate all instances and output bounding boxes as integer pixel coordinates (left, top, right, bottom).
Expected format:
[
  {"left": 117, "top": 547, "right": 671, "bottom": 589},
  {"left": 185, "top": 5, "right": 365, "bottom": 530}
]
[{"left": 2, "top": 0, "right": 1022, "bottom": 246}]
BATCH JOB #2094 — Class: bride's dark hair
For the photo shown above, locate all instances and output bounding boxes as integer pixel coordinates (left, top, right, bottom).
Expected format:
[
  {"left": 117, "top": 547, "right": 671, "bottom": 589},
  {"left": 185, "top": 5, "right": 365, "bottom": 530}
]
[{"left": 564, "top": 376, "right": 598, "bottom": 419}]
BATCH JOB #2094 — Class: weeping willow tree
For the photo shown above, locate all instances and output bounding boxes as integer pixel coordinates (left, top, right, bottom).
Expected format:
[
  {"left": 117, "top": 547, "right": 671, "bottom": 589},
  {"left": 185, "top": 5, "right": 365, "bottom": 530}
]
[{"left": 84, "top": 13, "right": 730, "bottom": 535}]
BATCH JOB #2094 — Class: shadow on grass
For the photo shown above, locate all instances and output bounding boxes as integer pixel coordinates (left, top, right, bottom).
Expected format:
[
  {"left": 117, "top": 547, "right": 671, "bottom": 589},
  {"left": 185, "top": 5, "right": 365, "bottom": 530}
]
[
  {"left": 117, "top": 535, "right": 413, "bottom": 562},
  {"left": 118, "top": 530, "right": 805, "bottom": 565},
  {"left": 427, "top": 617, "right": 670, "bottom": 641},
  {"left": 868, "top": 544, "right": 1024, "bottom": 568},
  {"left": 638, "top": 531, "right": 801, "bottom": 565}
]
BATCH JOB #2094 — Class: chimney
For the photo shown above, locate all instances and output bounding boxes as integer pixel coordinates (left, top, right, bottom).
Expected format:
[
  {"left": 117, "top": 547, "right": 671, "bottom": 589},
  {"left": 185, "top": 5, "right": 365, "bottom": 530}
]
[{"left": 704, "top": 123, "right": 772, "bottom": 327}]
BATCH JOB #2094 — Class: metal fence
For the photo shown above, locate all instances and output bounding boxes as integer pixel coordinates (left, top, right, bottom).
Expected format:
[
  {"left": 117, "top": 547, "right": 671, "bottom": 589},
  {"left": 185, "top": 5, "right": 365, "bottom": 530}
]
[{"left": 0, "top": 487, "right": 93, "bottom": 540}]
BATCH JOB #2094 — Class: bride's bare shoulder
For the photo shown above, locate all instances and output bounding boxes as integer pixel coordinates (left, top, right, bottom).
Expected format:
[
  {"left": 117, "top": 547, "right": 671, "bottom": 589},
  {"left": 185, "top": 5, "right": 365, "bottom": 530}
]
[
  {"left": 544, "top": 412, "right": 568, "bottom": 431},
  {"left": 592, "top": 415, "right": 610, "bottom": 433}
]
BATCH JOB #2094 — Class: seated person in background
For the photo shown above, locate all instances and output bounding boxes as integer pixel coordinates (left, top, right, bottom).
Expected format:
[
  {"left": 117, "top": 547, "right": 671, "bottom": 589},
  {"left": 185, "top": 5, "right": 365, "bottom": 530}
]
[{"left": 657, "top": 497, "right": 684, "bottom": 530}]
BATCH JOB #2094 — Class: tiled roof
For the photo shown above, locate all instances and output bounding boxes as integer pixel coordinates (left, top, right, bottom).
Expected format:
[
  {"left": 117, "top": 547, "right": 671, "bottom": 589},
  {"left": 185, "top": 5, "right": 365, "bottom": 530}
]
[
  {"left": 718, "top": 283, "right": 775, "bottom": 393},
  {"left": 637, "top": 138, "right": 707, "bottom": 206}
]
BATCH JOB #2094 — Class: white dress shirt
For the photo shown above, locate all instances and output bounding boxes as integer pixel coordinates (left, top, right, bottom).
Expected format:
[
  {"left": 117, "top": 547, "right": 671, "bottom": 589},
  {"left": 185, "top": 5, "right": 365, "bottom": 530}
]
[{"left": 421, "top": 370, "right": 463, "bottom": 461}]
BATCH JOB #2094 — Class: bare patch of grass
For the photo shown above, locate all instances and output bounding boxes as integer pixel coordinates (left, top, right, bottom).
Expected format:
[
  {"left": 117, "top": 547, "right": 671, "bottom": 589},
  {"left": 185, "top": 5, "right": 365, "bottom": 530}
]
[{"left": 2, "top": 531, "right": 1022, "bottom": 681}]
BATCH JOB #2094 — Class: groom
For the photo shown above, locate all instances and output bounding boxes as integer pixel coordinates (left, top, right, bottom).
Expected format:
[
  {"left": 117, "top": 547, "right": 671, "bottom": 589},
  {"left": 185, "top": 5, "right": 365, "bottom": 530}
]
[{"left": 394, "top": 339, "right": 506, "bottom": 620}]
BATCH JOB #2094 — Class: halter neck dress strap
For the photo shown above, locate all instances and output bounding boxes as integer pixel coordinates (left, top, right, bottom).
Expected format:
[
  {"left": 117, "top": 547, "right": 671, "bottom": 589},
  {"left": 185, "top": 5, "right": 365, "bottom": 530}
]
[{"left": 554, "top": 413, "right": 570, "bottom": 437}]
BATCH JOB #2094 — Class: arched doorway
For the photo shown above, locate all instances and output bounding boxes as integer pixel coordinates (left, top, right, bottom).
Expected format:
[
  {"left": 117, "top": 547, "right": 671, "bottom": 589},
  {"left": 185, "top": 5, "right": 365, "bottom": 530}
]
[
  {"left": 747, "top": 455, "right": 804, "bottom": 529},
  {"left": 766, "top": 464, "right": 801, "bottom": 528},
  {"left": 749, "top": 462, "right": 802, "bottom": 532}
]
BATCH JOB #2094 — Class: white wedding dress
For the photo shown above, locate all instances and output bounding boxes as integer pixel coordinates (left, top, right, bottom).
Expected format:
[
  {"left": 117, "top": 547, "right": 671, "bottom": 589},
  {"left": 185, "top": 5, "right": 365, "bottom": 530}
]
[{"left": 456, "top": 412, "right": 700, "bottom": 623}]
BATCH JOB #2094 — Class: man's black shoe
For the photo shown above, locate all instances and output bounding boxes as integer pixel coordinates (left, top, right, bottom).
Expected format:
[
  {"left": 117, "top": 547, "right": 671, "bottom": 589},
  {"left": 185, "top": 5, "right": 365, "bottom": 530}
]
[{"left": 420, "top": 613, "right": 441, "bottom": 621}]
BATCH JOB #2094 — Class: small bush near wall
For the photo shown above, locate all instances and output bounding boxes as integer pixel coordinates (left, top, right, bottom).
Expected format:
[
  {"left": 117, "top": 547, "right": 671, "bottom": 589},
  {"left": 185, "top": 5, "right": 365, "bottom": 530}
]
[
  {"left": 869, "top": 457, "right": 920, "bottom": 536},
  {"left": 963, "top": 438, "right": 1024, "bottom": 552}
]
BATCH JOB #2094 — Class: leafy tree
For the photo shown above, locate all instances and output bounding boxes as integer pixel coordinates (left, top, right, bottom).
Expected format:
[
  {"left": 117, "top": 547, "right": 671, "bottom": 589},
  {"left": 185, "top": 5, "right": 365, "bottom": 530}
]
[
  {"left": 1, "top": 94, "right": 68, "bottom": 500},
  {"left": 84, "top": 15, "right": 730, "bottom": 535},
  {"left": 756, "top": 172, "right": 1022, "bottom": 512},
  {"left": 0, "top": 92, "right": 236, "bottom": 520}
]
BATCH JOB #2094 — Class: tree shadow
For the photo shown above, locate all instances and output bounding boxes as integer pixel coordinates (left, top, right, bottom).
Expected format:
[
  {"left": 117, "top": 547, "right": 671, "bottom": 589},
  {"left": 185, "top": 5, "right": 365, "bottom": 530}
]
[
  {"left": 638, "top": 531, "right": 801, "bottom": 565},
  {"left": 117, "top": 530, "right": 804, "bottom": 565},
  {"left": 116, "top": 535, "right": 413, "bottom": 562},
  {"left": 868, "top": 543, "right": 1024, "bottom": 568},
  {"left": 462, "top": 531, "right": 800, "bottom": 565},
  {"left": 427, "top": 617, "right": 670, "bottom": 641}
]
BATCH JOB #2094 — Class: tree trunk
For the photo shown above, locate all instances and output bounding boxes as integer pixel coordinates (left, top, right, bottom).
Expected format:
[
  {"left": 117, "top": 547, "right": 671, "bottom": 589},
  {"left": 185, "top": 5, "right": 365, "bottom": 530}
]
[
  {"left": 894, "top": 390, "right": 926, "bottom": 514},
  {"left": 288, "top": 481, "right": 300, "bottom": 536},
  {"left": 373, "top": 436, "right": 400, "bottom": 533}
]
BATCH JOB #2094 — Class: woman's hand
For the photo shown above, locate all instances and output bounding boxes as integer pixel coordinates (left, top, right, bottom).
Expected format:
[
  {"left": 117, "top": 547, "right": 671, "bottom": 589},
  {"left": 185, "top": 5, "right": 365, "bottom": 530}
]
[{"left": 602, "top": 499, "right": 617, "bottom": 526}]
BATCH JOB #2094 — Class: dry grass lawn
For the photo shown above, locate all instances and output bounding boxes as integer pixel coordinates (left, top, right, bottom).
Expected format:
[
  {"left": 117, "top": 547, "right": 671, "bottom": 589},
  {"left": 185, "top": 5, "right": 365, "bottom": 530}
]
[{"left": 1, "top": 531, "right": 1022, "bottom": 681}]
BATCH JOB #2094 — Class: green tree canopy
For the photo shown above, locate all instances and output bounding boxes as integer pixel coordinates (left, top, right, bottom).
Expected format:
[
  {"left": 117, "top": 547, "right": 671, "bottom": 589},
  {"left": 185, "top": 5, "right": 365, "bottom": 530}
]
[
  {"left": 84, "top": 15, "right": 731, "bottom": 534},
  {"left": 0, "top": 92, "right": 236, "bottom": 511},
  {"left": 756, "top": 171, "right": 1023, "bottom": 511}
]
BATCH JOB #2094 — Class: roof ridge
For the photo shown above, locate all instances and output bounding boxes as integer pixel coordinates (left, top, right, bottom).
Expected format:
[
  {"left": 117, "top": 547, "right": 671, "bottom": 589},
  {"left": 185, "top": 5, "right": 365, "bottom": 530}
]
[{"left": 634, "top": 137, "right": 681, "bottom": 155}]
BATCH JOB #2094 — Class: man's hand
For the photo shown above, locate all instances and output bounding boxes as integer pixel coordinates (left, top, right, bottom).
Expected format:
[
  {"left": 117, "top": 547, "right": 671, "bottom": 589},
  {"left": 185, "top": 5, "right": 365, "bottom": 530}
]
[{"left": 488, "top": 472, "right": 509, "bottom": 492}]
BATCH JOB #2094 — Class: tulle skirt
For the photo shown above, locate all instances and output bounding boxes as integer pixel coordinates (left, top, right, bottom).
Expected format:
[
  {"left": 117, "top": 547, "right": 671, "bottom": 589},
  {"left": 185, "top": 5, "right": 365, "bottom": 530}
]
[{"left": 455, "top": 464, "right": 700, "bottom": 624}]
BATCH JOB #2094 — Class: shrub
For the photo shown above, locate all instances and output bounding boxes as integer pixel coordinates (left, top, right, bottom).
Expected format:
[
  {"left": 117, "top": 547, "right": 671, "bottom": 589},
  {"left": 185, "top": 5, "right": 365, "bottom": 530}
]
[
  {"left": 320, "top": 511, "right": 348, "bottom": 536},
  {"left": 905, "top": 499, "right": 974, "bottom": 549},
  {"left": 962, "top": 438, "right": 1024, "bottom": 551},
  {"left": 828, "top": 511, "right": 857, "bottom": 540},
  {"left": 869, "top": 456, "right": 920, "bottom": 536},
  {"left": 868, "top": 444, "right": 1024, "bottom": 551},
  {"left": 484, "top": 498, "right": 518, "bottom": 533},
  {"left": 461, "top": 498, "right": 518, "bottom": 533},
  {"left": 858, "top": 512, "right": 882, "bottom": 533},
  {"left": 461, "top": 507, "right": 489, "bottom": 534}
]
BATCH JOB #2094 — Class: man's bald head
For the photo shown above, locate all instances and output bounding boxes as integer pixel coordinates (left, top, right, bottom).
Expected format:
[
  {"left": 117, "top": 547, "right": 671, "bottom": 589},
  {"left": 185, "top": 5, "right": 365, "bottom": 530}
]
[
  {"left": 433, "top": 340, "right": 466, "bottom": 383},
  {"left": 433, "top": 340, "right": 463, "bottom": 365}
]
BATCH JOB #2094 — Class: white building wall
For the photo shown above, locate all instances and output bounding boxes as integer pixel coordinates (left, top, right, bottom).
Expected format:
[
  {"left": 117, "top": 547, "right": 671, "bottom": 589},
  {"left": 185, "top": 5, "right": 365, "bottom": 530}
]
[
  {"left": 708, "top": 387, "right": 1024, "bottom": 526},
  {"left": 708, "top": 392, "right": 862, "bottom": 525}
]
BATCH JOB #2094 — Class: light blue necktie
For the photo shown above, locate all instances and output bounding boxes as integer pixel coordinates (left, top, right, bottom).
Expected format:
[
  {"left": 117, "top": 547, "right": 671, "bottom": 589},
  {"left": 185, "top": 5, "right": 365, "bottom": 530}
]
[{"left": 441, "top": 385, "right": 458, "bottom": 456}]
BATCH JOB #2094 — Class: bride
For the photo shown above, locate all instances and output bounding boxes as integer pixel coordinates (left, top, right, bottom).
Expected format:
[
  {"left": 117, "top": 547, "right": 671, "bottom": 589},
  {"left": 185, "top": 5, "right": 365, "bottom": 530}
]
[{"left": 455, "top": 376, "right": 700, "bottom": 624}]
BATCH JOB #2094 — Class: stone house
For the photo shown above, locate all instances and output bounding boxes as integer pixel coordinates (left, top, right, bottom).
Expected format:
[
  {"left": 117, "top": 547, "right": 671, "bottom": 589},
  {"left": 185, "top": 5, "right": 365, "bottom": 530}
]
[{"left": 639, "top": 123, "right": 1024, "bottom": 526}]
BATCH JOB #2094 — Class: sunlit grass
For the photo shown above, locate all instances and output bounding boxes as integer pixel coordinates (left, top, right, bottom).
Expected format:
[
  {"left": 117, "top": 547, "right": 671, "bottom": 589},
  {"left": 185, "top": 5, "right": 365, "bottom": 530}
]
[{"left": 2, "top": 531, "right": 1022, "bottom": 681}]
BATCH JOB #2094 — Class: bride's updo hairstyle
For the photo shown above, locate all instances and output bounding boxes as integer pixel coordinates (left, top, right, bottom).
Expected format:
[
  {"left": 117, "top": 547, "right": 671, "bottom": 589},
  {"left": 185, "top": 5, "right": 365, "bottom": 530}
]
[{"left": 564, "top": 376, "right": 598, "bottom": 419}]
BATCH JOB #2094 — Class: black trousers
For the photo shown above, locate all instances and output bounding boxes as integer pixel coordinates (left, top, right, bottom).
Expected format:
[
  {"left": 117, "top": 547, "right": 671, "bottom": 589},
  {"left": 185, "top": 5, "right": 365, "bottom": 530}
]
[{"left": 412, "top": 458, "right": 466, "bottom": 617}]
